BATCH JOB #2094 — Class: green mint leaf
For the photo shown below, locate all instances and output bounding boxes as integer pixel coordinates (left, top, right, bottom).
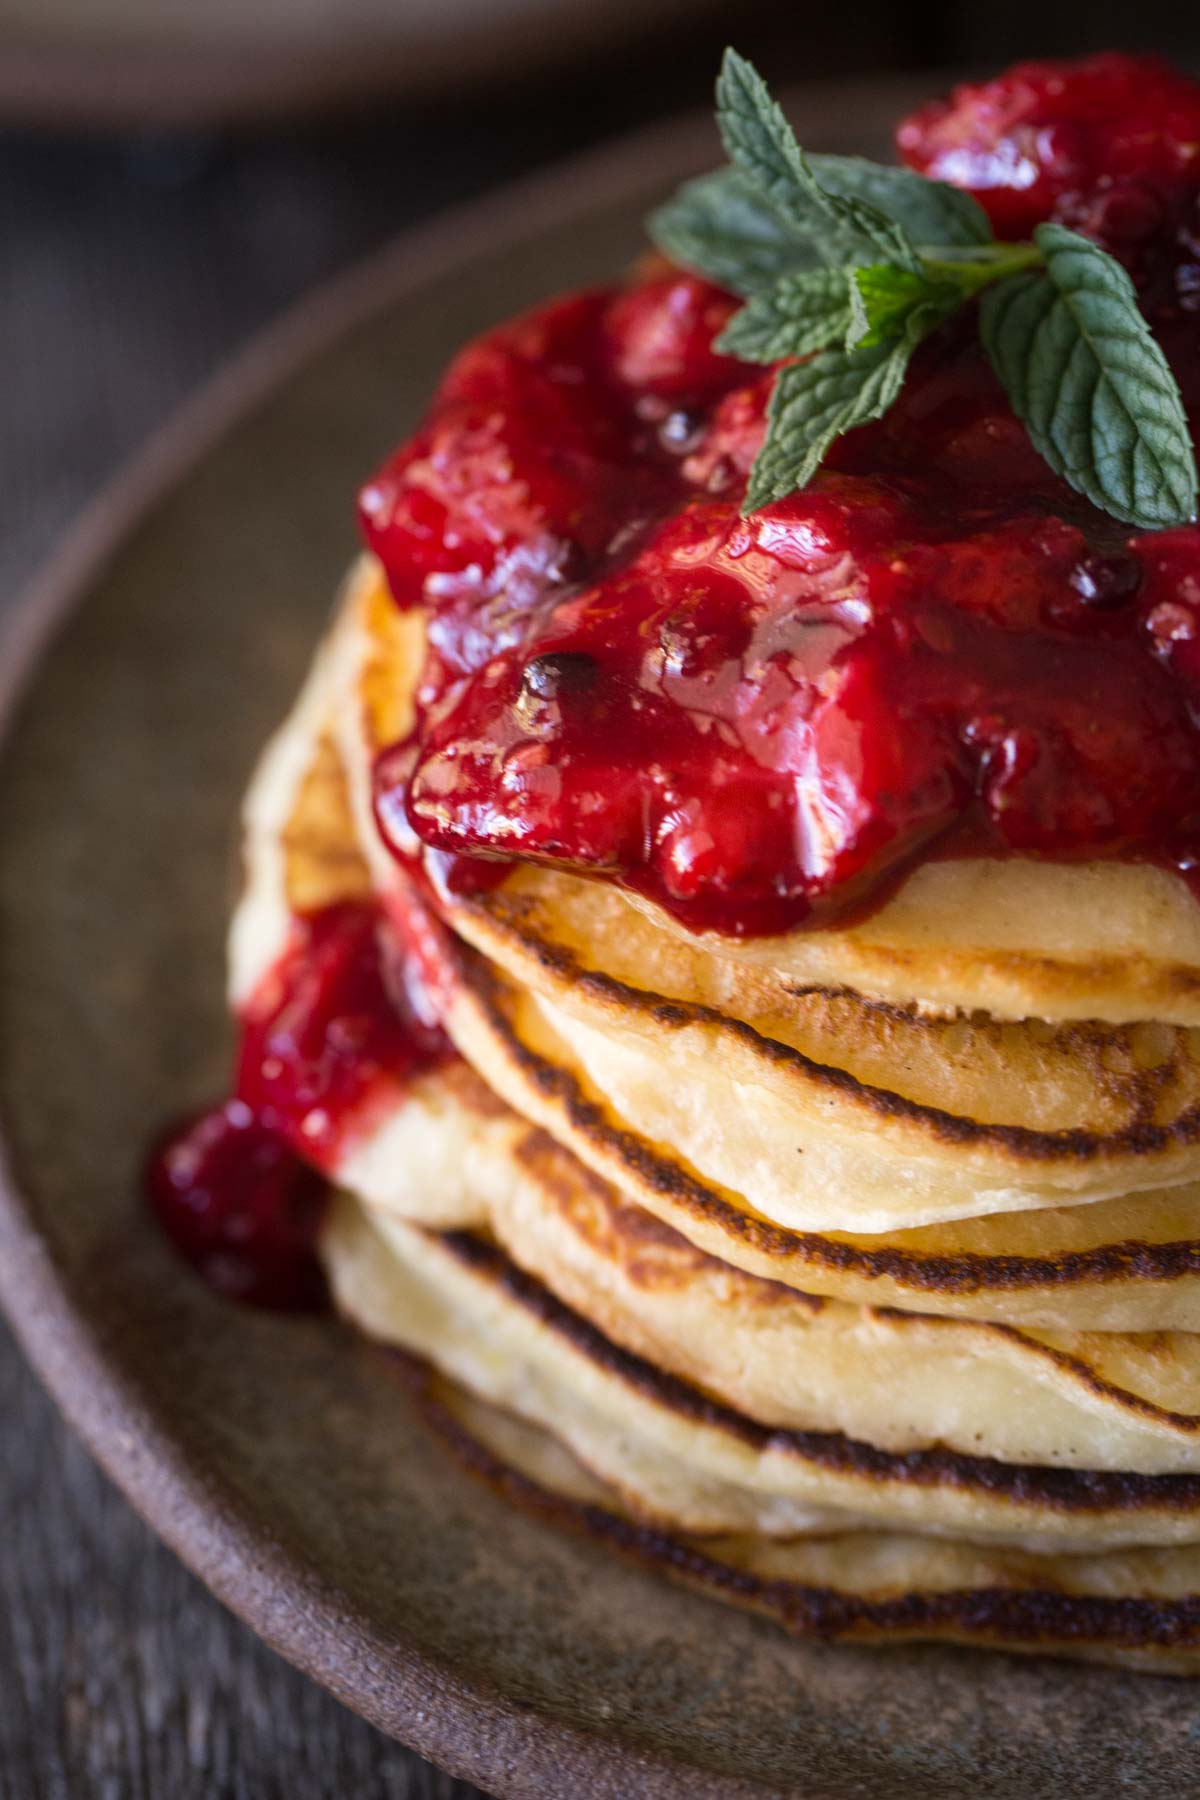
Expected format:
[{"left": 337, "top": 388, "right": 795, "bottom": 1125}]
[
  {"left": 847, "top": 263, "right": 959, "bottom": 348},
  {"left": 647, "top": 169, "right": 825, "bottom": 296},
  {"left": 980, "top": 223, "right": 1198, "bottom": 529},
  {"left": 715, "top": 49, "right": 921, "bottom": 274},
  {"left": 716, "top": 268, "right": 852, "bottom": 361},
  {"left": 744, "top": 333, "right": 911, "bottom": 513},
  {"left": 713, "top": 48, "right": 817, "bottom": 217},
  {"left": 805, "top": 154, "right": 992, "bottom": 250}
]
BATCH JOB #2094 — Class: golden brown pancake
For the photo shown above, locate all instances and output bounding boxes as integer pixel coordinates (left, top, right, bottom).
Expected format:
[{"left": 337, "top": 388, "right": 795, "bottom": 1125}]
[
  {"left": 231, "top": 621, "right": 1200, "bottom": 1331},
  {"left": 322, "top": 1197, "right": 1200, "bottom": 1551},
  {"left": 334, "top": 552, "right": 1200, "bottom": 1029},
  {"left": 419, "top": 1371, "right": 1200, "bottom": 1673}
]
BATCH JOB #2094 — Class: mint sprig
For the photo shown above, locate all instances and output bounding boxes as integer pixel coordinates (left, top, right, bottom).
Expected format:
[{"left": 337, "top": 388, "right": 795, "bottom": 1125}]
[
  {"left": 715, "top": 268, "right": 853, "bottom": 362},
  {"left": 981, "top": 224, "right": 1199, "bottom": 528},
  {"left": 648, "top": 48, "right": 1198, "bottom": 531},
  {"left": 715, "top": 51, "right": 922, "bottom": 276},
  {"left": 745, "top": 332, "right": 917, "bottom": 513}
]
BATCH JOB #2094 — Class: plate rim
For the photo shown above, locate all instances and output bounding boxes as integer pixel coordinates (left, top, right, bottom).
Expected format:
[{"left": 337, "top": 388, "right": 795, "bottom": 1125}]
[{"left": 0, "top": 77, "right": 936, "bottom": 1800}]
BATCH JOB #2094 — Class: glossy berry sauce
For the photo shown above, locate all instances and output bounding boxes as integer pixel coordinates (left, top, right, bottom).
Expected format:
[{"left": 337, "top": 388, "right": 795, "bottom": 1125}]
[
  {"left": 147, "top": 901, "right": 448, "bottom": 1307},
  {"left": 361, "top": 54, "right": 1200, "bottom": 939}
]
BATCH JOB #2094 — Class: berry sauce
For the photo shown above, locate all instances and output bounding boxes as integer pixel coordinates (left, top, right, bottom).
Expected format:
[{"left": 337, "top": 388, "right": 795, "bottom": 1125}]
[
  {"left": 148, "top": 55, "right": 1200, "bottom": 1306},
  {"left": 360, "top": 54, "right": 1200, "bottom": 940},
  {"left": 146, "top": 901, "right": 449, "bottom": 1307}
]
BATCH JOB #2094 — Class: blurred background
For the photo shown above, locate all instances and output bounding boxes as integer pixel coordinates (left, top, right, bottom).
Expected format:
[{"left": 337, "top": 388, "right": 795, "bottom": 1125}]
[
  {"left": 1, "top": 2, "right": 1198, "bottom": 1795},
  {"left": 3, "top": 0, "right": 1198, "bottom": 603}
]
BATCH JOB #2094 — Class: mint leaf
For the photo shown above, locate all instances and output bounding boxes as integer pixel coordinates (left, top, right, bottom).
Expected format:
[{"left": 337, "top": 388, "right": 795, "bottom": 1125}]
[
  {"left": 713, "top": 48, "right": 818, "bottom": 219},
  {"left": 806, "top": 154, "right": 992, "bottom": 249},
  {"left": 744, "top": 331, "right": 914, "bottom": 513},
  {"left": 647, "top": 169, "right": 824, "bottom": 296},
  {"left": 981, "top": 223, "right": 1198, "bottom": 529},
  {"left": 847, "top": 263, "right": 957, "bottom": 348},
  {"left": 648, "top": 147, "right": 992, "bottom": 300},
  {"left": 715, "top": 49, "right": 921, "bottom": 274},
  {"left": 716, "top": 268, "right": 852, "bottom": 361},
  {"left": 649, "top": 49, "right": 1200, "bottom": 530}
]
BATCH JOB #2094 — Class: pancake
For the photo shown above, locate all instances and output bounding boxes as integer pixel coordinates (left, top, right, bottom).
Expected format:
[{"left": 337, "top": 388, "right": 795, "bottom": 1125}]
[
  {"left": 447, "top": 944, "right": 1200, "bottom": 1330},
  {"left": 334, "top": 1066, "right": 1200, "bottom": 1475},
  {"left": 325, "top": 557, "right": 1200, "bottom": 1235},
  {"left": 231, "top": 615, "right": 1200, "bottom": 1332},
  {"left": 465, "top": 1128, "right": 1200, "bottom": 1477},
  {"left": 321, "top": 1196, "right": 1200, "bottom": 1551},
  {"left": 624, "top": 865, "right": 1200, "bottom": 1033},
  {"left": 451, "top": 872, "right": 1200, "bottom": 1216},
  {"left": 333, "top": 551, "right": 1200, "bottom": 1029},
  {"left": 478, "top": 974, "right": 1200, "bottom": 1229},
  {"left": 418, "top": 1370, "right": 1200, "bottom": 1673}
]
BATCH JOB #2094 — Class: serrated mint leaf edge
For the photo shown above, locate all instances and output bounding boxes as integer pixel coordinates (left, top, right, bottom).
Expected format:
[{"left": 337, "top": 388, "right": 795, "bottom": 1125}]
[
  {"left": 981, "top": 226, "right": 1198, "bottom": 529},
  {"left": 715, "top": 50, "right": 922, "bottom": 275},
  {"left": 646, "top": 169, "right": 826, "bottom": 295},
  {"left": 716, "top": 268, "right": 852, "bottom": 361}
]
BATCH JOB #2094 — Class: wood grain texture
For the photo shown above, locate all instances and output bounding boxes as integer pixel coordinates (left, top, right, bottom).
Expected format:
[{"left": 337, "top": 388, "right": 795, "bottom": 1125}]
[{"left": 0, "top": 1317, "right": 484, "bottom": 1800}]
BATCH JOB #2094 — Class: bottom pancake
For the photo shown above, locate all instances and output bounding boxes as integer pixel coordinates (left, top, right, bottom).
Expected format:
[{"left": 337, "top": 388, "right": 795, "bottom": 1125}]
[
  {"left": 337, "top": 1287, "right": 1200, "bottom": 1673},
  {"left": 320, "top": 1198, "right": 1200, "bottom": 1551},
  {"left": 347, "top": 1062, "right": 1200, "bottom": 1476},
  {"left": 423, "top": 1379, "right": 1200, "bottom": 1674}
]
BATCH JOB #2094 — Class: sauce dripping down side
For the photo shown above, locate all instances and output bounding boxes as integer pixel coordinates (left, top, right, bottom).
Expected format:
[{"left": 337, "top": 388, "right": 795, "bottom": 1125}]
[{"left": 146, "top": 899, "right": 449, "bottom": 1308}]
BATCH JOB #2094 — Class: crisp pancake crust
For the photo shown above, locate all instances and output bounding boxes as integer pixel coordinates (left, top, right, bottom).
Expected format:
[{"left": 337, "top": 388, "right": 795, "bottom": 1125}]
[
  {"left": 418, "top": 1370, "right": 1200, "bottom": 1672},
  {"left": 321, "top": 1199, "right": 1200, "bottom": 1550}
]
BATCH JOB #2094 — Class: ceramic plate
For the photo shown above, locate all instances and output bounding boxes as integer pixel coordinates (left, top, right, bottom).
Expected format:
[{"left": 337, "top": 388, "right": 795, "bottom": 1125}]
[{"left": 2, "top": 85, "right": 1198, "bottom": 1799}]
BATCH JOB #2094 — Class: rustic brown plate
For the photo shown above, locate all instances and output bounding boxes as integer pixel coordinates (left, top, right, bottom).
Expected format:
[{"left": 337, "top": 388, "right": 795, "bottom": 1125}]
[{"left": 2, "top": 84, "right": 1199, "bottom": 1799}]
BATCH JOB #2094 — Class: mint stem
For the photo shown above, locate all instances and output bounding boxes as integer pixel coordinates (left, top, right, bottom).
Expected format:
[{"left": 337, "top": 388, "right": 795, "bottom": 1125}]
[{"left": 921, "top": 243, "right": 1044, "bottom": 298}]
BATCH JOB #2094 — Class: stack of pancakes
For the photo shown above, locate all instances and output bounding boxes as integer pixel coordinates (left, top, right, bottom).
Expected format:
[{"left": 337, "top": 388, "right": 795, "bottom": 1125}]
[{"left": 233, "top": 556, "right": 1200, "bottom": 1669}]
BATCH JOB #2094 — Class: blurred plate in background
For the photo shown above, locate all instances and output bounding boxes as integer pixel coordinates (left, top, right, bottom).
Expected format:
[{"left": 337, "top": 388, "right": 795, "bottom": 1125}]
[{"left": 0, "top": 0, "right": 721, "bottom": 126}]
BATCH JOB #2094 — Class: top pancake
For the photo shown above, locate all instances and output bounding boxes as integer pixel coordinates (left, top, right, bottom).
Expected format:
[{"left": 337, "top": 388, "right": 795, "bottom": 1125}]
[
  {"left": 333, "top": 553, "right": 1200, "bottom": 1029},
  {"left": 318, "top": 558, "right": 1200, "bottom": 1230},
  {"left": 230, "top": 594, "right": 1200, "bottom": 1326}
]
